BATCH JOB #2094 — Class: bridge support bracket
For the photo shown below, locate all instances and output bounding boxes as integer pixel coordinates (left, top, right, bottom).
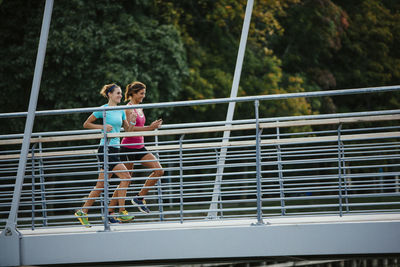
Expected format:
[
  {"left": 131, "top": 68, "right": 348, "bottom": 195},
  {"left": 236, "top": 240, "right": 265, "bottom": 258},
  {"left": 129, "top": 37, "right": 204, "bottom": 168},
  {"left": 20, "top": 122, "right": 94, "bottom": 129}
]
[
  {"left": 0, "top": 226, "right": 21, "bottom": 267},
  {"left": 251, "top": 221, "right": 270, "bottom": 226}
]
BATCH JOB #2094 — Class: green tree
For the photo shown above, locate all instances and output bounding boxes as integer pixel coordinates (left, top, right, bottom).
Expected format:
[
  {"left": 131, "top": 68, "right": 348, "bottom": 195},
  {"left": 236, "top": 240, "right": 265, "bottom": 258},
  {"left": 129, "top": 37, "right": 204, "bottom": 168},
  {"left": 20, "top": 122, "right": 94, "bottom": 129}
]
[
  {"left": 272, "top": 0, "right": 400, "bottom": 113},
  {"left": 331, "top": 0, "right": 400, "bottom": 111},
  {"left": 271, "top": 0, "right": 349, "bottom": 114},
  {"left": 0, "top": 0, "right": 188, "bottom": 134},
  {"left": 154, "top": 0, "right": 312, "bottom": 124},
  {"left": 271, "top": 0, "right": 348, "bottom": 87}
]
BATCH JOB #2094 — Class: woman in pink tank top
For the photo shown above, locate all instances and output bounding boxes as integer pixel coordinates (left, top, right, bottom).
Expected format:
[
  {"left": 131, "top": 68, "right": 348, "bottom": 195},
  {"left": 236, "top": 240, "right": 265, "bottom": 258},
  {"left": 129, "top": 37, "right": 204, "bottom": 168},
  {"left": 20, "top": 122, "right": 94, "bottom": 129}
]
[{"left": 120, "top": 81, "right": 163, "bottom": 214}]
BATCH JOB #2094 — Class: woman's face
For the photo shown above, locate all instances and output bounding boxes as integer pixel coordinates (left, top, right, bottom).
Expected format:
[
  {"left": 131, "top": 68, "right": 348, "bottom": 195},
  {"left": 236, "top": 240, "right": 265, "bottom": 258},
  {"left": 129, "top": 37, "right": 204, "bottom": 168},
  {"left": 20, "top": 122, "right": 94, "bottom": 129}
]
[
  {"left": 132, "top": 88, "right": 146, "bottom": 103},
  {"left": 109, "top": 87, "right": 123, "bottom": 103}
]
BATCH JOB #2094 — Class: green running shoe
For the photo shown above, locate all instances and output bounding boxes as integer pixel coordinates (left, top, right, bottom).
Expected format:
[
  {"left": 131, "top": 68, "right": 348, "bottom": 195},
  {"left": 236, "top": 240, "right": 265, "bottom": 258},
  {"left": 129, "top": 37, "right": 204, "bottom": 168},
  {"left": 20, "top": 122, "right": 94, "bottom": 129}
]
[
  {"left": 74, "top": 209, "right": 91, "bottom": 228},
  {"left": 116, "top": 210, "right": 134, "bottom": 222}
]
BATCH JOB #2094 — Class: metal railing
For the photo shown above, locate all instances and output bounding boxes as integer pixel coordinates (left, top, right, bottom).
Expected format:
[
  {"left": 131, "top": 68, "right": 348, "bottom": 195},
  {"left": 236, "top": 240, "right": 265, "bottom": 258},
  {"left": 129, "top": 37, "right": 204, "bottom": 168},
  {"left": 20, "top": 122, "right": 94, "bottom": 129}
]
[{"left": 0, "top": 86, "right": 400, "bottom": 231}]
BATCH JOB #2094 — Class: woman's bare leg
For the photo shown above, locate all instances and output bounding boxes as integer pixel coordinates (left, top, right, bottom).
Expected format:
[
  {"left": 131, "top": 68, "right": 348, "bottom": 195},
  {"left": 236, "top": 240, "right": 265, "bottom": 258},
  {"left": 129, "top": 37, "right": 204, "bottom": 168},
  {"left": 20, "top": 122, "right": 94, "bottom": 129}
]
[
  {"left": 138, "top": 153, "right": 164, "bottom": 196},
  {"left": 124, "top": 162, "right": 135, "bottom": 178},
  {"left": 82, "top": 171, "right": 112, "bottom": 214},
  {"left": 112, "top": 163, "right": 132, "bottom": 212},
  {"left": 82, "top": 165, "right": 131, "bottom": 214}
]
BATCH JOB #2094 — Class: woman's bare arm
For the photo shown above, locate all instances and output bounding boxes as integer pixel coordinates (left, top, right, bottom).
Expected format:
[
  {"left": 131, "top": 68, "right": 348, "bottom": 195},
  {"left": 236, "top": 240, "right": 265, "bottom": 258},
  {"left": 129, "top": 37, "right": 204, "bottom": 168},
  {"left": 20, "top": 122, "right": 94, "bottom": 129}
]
[
  {"left": 130, "top": 119, "right": 162, "bottom": 131},
  {"left": 83, "top": 114, "right": 112, "bottom": 132}
]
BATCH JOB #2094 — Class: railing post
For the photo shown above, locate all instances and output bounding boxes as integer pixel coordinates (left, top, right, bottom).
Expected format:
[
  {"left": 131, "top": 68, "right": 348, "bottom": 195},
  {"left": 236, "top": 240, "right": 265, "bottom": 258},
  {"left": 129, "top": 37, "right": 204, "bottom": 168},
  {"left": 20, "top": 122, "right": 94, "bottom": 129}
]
[
  {"left": 167, "top": 154, "right": 173, "bottom": 208},
  {"left": 337, "top": 124, "right": 350, "bottom": 216},
  {"left": 179, "top": 135, "right": 185, "bottom": 224},
  {"left": 38, "top": 140, "right": 48, "bottom": 226},
  {"left": 29, "top": 141, "right": 48, "bottom": 229},
  {"left": 102, "top": 110, "right": 110, "bottom": 231},
  {"left": 275, "top": 125, "right": 286, "bottom": 216},
  {"left": 31, "top": 144, "right": 37, "bottom": 230},
  {"left": 343, "top": 156, "right": 349, "bottom": 213},
  {"left": 208, "top": 149, "right": 224, "bottom": 219},
  {"left": 254, "top": 100, "right": 264, "bottom": 225},
  {"left": 379, "top": 168, "right": 384, "bottom": 193},
  {"left": 154, "top": 133, "right": 164, "bottom": 221},
  {"left": 214, "top": 148, "right": 224, "bottom": 218}
]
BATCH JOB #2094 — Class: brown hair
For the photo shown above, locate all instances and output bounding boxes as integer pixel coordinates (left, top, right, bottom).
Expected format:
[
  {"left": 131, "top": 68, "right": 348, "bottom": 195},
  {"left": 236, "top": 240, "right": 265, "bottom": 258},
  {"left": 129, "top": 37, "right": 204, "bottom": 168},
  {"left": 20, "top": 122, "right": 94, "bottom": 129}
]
[
  {"left": 125, "top": 81, "right": 146, "bottom": 102},
  {"left": 100, "top": 83, "right": 119, "bottom": 99}
]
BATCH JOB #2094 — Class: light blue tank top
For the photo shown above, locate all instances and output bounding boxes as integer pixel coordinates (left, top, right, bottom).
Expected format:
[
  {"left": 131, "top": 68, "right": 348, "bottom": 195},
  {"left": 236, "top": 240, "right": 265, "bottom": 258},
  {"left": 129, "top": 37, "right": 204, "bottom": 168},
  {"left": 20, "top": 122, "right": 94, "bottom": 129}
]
[{"left": 93, "top": 104, "right": 126, "bottom": 147}]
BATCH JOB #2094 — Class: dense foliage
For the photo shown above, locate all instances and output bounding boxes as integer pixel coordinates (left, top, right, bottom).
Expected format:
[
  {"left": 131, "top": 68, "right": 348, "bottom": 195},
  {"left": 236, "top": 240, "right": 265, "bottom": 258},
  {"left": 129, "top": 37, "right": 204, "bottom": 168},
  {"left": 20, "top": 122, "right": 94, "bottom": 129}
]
[{"left": 0, "top": 0, "right": 399, "bottom": 134}]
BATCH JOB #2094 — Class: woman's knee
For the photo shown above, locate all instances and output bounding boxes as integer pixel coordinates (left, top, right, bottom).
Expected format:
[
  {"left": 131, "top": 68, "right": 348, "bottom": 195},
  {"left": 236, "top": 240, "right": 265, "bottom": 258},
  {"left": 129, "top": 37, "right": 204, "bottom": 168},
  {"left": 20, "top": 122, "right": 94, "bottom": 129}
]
[
  {"left": 125, "top": 163, "right": 134, "bottom": 170},
  {"left": 117, "top": 173, "right": 131, "bottom": 186},
  {"left": 95, "top": 182, "right": 104, "bottom": 189},
  {"left": 121, "top": 183, "right": 130, "bottom": 189},
  {"left": 153, "top": 168, "right": 164, "bottom": 177},
  {"left": 120, "top": 179, "right": 131, "bottom": 187}
]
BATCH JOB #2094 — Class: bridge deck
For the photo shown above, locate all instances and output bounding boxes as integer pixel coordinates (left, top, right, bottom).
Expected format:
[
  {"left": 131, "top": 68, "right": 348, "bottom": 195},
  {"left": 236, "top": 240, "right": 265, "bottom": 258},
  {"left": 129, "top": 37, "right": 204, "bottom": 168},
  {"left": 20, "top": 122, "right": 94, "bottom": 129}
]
[
  {"left": 4, "top": 213, "right": 397, "bottom": 266},
  {"left": 18, "top": 213, "right": 400, "bottom": 236}
]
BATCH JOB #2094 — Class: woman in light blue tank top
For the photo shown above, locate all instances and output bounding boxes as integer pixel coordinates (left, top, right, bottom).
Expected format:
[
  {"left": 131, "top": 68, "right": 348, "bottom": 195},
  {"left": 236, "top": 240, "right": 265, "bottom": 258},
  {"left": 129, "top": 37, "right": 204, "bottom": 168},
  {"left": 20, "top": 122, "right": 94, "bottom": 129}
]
[{"left": 74, "top": 83, "right": 137, "bottom": 227}]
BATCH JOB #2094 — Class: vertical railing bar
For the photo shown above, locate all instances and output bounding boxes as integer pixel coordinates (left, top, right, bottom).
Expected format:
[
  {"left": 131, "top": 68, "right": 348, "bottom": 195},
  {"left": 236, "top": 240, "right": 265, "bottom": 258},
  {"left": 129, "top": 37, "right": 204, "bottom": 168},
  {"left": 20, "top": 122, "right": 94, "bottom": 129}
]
[
  {"left": 214, "top": 148, "right": 223, "bottom": 218},
  {"left": 340, "top": 139, "right": 350, "bottom": 213},
  {"left": 218, "top": 194, "right": 224, "bottom": 219},
  {"left": 154, "top": 133, "right": 164, "bottom": 221},
  {"left": 102, "top": 110, "right": 110, "bottom": 231},
  {"left": 254, "top": 100, "right": 264, "bottom": 225},
  {"left": 38, "top": 140, "right": 48, "bottom": 226},
  {"left": 167, "top": 152, "right": 173, "bottom": 208},
  {"left": 31, "top": 144, "right": 37, "bottom": 231},
  {"left": 179, "top": 135, "right": 185, "bottom": 224},
  {"left": 337, "top": 124, "right": 344, "bottom": 217},
  {"left": 379, "top": 167, "right": 384, "bottom": 193},
  {"left": 276, "top": 124, "right": 286, "bottom": 216}
]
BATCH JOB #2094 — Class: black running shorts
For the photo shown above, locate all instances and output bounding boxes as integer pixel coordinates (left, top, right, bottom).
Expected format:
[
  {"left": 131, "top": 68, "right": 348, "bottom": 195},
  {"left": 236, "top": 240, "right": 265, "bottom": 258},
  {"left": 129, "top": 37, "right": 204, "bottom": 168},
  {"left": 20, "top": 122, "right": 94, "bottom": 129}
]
[
  {"left": 120, "top": 146, "right": 149, "bottom": 163},
  {"left": 97, "top": 146, "right": 121, "bottom": 171}
]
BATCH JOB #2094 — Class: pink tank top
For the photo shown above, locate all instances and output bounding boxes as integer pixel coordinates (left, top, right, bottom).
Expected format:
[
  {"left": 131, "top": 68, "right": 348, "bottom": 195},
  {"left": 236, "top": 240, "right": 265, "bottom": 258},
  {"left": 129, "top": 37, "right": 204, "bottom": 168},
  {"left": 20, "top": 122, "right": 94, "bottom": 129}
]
[{"left": 122, "top": 108, "right": 145, "bottom": 149}]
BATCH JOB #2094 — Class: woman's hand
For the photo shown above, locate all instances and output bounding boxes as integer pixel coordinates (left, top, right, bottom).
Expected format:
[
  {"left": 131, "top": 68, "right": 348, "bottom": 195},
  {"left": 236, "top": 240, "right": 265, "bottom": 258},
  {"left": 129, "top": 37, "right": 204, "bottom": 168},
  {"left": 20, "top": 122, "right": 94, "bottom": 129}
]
[
  {"left": 150, "top": 119, "right": 163, "bottom": 130},
  {"left": 127, "top": 110, "right": 137, "bottom": 125},
  {"left": 105, "top": 124, "right": 113, "bottom": 132}
]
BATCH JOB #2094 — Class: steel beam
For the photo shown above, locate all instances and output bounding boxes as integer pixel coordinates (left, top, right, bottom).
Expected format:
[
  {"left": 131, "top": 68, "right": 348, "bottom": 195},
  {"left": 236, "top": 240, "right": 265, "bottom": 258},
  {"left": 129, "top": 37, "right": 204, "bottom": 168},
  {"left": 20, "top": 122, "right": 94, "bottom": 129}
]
[
  {"left": 0, "top": 0, "right": 54, "bottom": 266},
  {"left": 208, "top": 0, "right": 254, "bottom": 218}
]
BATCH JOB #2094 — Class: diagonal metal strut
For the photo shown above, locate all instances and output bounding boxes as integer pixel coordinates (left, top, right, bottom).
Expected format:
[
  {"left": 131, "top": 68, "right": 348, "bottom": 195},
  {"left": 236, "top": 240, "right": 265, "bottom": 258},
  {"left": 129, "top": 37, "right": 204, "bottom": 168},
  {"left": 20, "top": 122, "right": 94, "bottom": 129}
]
[
  {"left": 3, "top": 0, "right": 54, "bottom": 232},
  {"left": 207, "top": 0, "right": 254, "bottom": 219}
]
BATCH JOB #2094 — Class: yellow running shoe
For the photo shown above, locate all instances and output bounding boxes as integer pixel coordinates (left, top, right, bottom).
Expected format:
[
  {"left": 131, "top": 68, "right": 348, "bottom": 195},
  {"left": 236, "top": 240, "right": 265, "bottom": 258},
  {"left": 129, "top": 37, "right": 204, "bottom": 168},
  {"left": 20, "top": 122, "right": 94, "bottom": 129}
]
[
  {"left": 116, "top": 210, "right": 134, "bottom": 222},
  {"left": 74, "top": 209, "right": 91, "bottom": 228}
]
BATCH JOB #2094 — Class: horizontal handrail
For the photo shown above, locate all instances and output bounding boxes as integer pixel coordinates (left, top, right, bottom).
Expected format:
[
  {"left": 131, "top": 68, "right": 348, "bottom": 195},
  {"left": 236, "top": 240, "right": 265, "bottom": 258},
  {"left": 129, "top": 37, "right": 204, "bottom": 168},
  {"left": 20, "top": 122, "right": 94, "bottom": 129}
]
[
  {"left": 1, "top": 114, "right": 399, "bottom": 146},
  {"left": 1, "top": 131, "right": 399, "bottom": 160},
  {"left": 1, "top": 109, "right": 400, "bottom": 140},
  {"left": 0, "top": 85, "right": 399, "bottom": 118}
]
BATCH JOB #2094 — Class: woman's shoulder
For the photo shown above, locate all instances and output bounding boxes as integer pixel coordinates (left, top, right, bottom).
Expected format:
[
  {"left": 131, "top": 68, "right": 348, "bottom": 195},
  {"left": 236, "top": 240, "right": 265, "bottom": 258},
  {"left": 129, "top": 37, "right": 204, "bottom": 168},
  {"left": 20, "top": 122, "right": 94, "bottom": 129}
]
[{"left": 93, "top": 104, "right": 107, "bottom": 116}]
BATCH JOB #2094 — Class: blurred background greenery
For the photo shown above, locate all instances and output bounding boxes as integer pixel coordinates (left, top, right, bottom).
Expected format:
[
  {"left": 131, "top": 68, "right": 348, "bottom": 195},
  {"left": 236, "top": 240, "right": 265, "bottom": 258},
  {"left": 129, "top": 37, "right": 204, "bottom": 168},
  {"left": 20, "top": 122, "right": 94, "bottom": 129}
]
[{"left": 0, "top": 0, "right": 399, "bottom": 134}]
